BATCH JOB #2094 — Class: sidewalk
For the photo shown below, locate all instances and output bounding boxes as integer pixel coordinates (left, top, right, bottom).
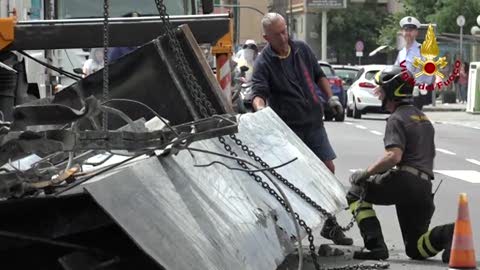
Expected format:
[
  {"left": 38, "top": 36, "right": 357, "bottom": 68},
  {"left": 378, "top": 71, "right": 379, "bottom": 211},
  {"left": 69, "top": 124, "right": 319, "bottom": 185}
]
[{"left": 423, "top": 102, "right": 467, "bottom": 112}]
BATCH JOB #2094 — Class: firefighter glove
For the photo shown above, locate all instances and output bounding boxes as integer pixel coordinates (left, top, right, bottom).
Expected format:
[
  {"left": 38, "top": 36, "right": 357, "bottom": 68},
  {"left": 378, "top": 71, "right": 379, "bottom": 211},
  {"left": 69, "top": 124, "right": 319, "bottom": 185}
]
[
  {"left": 328, "top": 96, "right": 343, "bottom": 115},
  {"left": 349, "top": 169, "right": 370, "bottom": 186}
]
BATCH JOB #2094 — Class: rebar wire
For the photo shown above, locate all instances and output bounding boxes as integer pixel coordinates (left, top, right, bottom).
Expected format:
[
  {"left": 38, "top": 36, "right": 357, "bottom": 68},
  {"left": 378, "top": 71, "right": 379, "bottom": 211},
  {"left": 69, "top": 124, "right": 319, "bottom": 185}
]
[
  {"left": 194, "top": 158, "right": 298, "bottom": 173},
  {"left": 0, "top": 230, "right": 106, "bottom": 255},
  {"left": 54, "top": 153, "right": 148, "bottom": 196},
  {"left": 184, "top": 146, "right": 303, "bottom": 270},
  {"left": 102, "top": 99, "right": 179, "bottom": 137}
]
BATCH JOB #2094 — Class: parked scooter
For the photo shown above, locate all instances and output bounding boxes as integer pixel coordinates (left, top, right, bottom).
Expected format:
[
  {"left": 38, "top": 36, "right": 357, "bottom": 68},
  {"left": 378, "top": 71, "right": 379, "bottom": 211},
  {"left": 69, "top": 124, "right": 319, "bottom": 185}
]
[{"left": 231, "top": 65, "right": 249, "bottom": 113}]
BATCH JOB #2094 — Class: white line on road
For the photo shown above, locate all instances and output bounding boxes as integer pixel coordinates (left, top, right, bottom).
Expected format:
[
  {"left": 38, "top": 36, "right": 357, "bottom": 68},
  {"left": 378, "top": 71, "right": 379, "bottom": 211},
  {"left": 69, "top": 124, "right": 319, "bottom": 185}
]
[
  {"left": 466, "top": 158, "right": 480, "bottom": 166},
  {"left": 370, "top": 130, "right": 383, "bottom": 136},
  {"left": 355, "top": 125, "right": 367, "bottom": 130},
  {"left": 435, "top": 148, "right": 456, "bottom": 155},
  {"left": 344, "top": 122, "right": 353, "bottom": 125},
  {"left": 434, "top": 170, "right": 480, "bottom": 184}
]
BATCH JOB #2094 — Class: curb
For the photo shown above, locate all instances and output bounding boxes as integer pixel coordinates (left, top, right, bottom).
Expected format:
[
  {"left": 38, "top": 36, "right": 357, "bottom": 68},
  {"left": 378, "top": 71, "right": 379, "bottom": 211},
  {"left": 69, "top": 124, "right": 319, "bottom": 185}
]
[{"left": 423, "top": 107, "right": 466, "bottom": 112}]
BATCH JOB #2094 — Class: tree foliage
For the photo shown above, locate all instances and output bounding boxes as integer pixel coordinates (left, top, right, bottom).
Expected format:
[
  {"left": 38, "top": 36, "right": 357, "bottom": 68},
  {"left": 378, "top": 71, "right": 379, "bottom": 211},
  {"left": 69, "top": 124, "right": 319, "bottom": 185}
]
[
  {"left": 377, "top": 0, "right": 480, "bottom": 50},
  {"left": 327, "top": 2, "right": 389, "bottom": 64},
  {"left": 426, "top": 0, "right": 480, "bottom": 34}
]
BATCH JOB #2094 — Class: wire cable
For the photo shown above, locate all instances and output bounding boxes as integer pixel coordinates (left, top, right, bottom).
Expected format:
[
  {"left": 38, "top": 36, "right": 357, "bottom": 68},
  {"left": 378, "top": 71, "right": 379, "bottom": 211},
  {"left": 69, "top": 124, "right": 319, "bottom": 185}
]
[
  {"left": 18, "top": 50, "right": 82, "bottom": 81},
  {"left": 184, "top": 146, "right": 303, "bottom": 270},
  {"left": 54, "top": 152, "right": 148, "bottom": 196}
]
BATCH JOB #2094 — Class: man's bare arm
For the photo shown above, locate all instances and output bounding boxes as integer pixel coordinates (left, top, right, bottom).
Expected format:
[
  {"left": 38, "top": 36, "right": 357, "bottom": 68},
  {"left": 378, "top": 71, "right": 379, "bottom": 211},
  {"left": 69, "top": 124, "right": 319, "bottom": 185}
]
[{"left": 366, "top": 147, "right": 403, "bottom": 176}]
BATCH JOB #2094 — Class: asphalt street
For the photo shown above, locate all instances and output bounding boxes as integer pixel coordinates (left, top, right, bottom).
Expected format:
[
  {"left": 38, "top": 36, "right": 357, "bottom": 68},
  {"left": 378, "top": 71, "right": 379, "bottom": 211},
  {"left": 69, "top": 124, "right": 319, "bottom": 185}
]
[{"left": 310, "top": 111, "right": 480, "bottom": 269}]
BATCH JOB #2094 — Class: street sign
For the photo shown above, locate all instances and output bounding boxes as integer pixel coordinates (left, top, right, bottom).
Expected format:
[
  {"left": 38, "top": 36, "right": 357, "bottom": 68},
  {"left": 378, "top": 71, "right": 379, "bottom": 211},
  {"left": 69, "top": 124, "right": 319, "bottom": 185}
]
[
  {"left": 457, "top": 15, "right": 465, "bottom": 27},
  {"left": 355, "top": 40, "right": 364, "bottom": 52},
  {"left": 356, "top": 51, "right": 363, "bottom": 57},
  {"left": 306, "top": 0, "right": 347, "bottom": 10}
]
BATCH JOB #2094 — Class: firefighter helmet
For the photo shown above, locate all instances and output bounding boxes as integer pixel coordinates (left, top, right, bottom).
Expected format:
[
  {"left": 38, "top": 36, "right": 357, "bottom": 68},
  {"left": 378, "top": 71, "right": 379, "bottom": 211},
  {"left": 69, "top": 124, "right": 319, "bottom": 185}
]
[{"left": 374, "top": 66, "right": 413, "bottom": 102}]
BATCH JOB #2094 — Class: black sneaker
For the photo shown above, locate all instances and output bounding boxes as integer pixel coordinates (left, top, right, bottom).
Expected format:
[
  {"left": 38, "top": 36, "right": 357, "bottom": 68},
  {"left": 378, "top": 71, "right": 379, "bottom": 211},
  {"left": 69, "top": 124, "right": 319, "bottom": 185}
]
[
  {"left": 320, "top": 217, "right": 353, "bottom": 246},
  {"left": 353, "top": 242, "right": 389, "bottom": 260}
]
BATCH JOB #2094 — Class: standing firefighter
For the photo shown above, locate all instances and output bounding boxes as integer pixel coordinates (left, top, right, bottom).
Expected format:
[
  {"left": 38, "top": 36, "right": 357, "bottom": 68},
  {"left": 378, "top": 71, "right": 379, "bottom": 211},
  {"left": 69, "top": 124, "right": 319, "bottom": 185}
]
[{"left": 347, "top": 66, "right": 455, "bottom": 262}]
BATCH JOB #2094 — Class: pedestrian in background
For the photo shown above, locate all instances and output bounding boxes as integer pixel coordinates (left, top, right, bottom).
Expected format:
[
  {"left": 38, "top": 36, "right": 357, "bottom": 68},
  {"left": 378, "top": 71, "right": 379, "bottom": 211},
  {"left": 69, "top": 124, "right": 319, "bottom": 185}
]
[
  {"left": 459, "top": 62, "right": 469, "bottom": 104},
  {"left": 82, "top": 48, "right": 104, "bottom": 77},
  {"left": 394, "top": 16, "right": 434, "bottom": 110}
]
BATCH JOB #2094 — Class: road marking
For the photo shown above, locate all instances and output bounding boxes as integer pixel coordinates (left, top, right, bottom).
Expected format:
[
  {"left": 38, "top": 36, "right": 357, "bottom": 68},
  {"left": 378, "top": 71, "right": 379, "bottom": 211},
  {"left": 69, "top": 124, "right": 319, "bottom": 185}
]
[
  {"left": 344, "top": 122, "right": 353, "bottom": 125},
  {"left": 370, "top": 130, "right": 383, "bottom": 136},
  {"left": 436, "top": 148, "right": 456, "bottom": 155},
  {"left": 466, "top": 158, "right": 480, "bottom": 166},
  {"left": 434, "top": 170, "right": 480, "bottom": 184},
  {"left": 355, "top": 125, "right": 367, "bottom": 130},
  {"left": 349, "top": 169, "right": 362, "bottom": 172}
]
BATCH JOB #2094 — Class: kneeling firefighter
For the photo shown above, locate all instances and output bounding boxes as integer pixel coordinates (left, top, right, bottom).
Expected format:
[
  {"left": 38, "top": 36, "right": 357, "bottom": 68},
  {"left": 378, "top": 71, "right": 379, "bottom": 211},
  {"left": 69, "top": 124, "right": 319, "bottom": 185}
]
[{"left": 347, "top": 66, "right": 455, "bottom": 262}]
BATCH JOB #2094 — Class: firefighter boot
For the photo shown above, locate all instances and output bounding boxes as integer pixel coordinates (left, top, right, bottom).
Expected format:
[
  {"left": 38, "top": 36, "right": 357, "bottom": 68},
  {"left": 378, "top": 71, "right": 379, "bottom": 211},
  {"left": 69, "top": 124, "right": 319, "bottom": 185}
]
[
  {"left": 352, "top": 217, "right": 389, "bottom": 260},
  {"left": 428, "top": 224, "right": 454, "bottom": 263},
  {"left": 320, "top": 217, "right": 353, "bottom": 246},
  {"left": 347, "top": 199, "right": 388, "bottom": 260}
]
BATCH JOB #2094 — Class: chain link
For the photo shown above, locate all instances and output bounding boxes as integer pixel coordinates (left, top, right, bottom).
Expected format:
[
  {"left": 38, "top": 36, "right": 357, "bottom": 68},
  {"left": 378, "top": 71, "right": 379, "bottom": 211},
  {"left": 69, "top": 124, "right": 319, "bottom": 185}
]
[
  {"left": 102, "top": 0, "right": 109, "bottom": 131},
  {"left": 217, "top": 137, "right": 321, "bottom": 270},
  {"left": 322, "top": 262, "right": 390, "bottom": 270},
  {"left": 154, "top": 0, "right": 216, "bottom": 118},
  {"left": 228, "top": 134, "right": 358, "bottom": 232}
]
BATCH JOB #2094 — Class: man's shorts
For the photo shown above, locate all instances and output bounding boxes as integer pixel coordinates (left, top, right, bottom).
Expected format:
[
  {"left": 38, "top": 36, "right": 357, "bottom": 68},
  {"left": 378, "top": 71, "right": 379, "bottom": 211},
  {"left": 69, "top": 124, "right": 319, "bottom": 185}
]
[{"left": 294, "top": 125, "right": 337, "bottom": 162}]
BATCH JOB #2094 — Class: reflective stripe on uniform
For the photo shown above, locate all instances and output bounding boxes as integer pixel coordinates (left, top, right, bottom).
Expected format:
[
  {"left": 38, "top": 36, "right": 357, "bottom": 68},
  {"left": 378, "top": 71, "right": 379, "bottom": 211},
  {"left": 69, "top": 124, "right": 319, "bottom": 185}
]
[
  {"left": 349, "top": 201, "right": 372, "bottom": 213},
  {"left": 417, "top": 230, "right": 440, "bottom": 258},
  {"left": 355, "top": 209, "right": 376, "bottom": 223},
  {"left": 349, "top": 201, "right": 375, "bottom": 223}
]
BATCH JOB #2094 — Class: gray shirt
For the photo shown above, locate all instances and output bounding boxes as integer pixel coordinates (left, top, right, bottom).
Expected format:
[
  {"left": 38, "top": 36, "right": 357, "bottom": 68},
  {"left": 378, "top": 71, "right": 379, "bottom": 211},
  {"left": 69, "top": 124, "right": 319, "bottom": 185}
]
[{"left": 383, "top": 105, "right": 435, "bottom": 177}]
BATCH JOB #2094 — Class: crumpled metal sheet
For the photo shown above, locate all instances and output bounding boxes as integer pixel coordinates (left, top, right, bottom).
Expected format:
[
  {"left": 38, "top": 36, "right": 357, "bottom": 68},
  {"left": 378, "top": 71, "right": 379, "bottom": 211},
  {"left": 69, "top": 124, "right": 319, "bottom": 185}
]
[
  {"left": 12, "top": 25, "right": 231, "bottom": 131},
  {"left": 83, "top": 108, "right": 347, "bottom": 270}
]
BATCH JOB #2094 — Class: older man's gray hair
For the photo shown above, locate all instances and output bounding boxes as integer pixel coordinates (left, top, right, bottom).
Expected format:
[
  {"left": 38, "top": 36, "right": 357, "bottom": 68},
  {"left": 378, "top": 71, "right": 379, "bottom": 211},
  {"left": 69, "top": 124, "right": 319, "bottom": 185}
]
[{"left": 261, "top": 12, "right": 285, "bottom": 34}]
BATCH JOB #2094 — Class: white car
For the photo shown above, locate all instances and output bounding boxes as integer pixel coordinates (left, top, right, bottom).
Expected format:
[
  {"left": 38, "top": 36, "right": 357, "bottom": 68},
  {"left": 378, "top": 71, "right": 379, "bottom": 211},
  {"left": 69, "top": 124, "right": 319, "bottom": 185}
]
[{"left": 346, "top": 65, "right": 386, "bottom": 119}]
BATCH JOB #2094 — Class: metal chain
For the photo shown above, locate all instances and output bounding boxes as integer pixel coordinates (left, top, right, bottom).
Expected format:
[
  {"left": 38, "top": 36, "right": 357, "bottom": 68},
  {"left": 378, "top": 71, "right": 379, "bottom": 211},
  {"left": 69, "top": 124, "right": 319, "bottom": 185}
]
[
  {"left": 153, "top": 0, "right": 355, "bottom": 233},
  {"left": 153, "top": 0, "right": 216, "bottom": 118},
  {"left": 150, "top": 1, "right": 360, "bottom": 268},
  {"left": 217, "top": 136, "right": 321, "bottom": 270},
  {"left": 322, "top": 262, "right": 390, "bottom": 270},
  {"left": 102, "top": 0, "right": 109, "bottom": 131},
  {"left": 228, "top": 134, "right": 358, "bottom": 232}
]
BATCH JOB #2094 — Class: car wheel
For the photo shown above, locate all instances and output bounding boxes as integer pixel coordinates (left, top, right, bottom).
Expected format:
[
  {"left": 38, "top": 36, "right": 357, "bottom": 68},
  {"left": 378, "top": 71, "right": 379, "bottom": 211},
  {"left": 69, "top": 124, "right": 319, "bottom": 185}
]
[
  {"left": 335, "top": 110, "right": 345, "bottom": 122},
  {"left": 353, "top": 100, "right": 362, "bottom": 119}
]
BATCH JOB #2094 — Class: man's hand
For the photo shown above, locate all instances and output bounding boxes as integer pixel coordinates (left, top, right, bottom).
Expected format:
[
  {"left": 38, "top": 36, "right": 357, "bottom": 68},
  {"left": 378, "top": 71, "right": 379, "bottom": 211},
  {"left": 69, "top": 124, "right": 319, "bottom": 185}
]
[
  {"left": 349, "top": 169, "right": 370, "bottom": 185},
  {"left": 252, "top": 96, "right": 266, "bottom": 112},
  {"left": 328, "top": 96, "right": 343, "bottom": 115}
]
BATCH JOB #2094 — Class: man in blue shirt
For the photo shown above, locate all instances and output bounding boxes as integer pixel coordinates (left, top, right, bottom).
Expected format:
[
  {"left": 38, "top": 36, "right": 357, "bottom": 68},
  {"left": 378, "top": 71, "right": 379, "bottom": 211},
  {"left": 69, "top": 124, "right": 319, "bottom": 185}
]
[{"left": 251, "top": 13, "right": 351, "bottom": 246}]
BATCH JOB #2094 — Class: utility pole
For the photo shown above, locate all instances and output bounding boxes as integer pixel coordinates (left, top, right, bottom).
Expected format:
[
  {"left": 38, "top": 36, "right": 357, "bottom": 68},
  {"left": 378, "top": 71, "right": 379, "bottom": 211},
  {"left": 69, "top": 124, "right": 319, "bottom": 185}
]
[
  {"left": 321, "top": 10, "right": 327, "bottom": 61},
  {"left": 44, "top": 0, "right": 55, "bottom": 97}
]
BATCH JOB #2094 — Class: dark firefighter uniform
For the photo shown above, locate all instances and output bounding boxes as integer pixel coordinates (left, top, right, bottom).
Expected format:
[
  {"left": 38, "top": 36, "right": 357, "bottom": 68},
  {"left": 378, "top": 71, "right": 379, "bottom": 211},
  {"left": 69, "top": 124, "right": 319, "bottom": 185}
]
[{"left": 346, "top": 66, "right": 455, "bottom": 262}]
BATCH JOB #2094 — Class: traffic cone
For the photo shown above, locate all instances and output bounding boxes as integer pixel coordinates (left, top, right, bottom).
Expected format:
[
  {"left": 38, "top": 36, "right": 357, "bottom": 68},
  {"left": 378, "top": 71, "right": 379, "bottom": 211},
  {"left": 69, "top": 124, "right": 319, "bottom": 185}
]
[{"left": 449, "top": 193, "right": 477, "bottom": 270}]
